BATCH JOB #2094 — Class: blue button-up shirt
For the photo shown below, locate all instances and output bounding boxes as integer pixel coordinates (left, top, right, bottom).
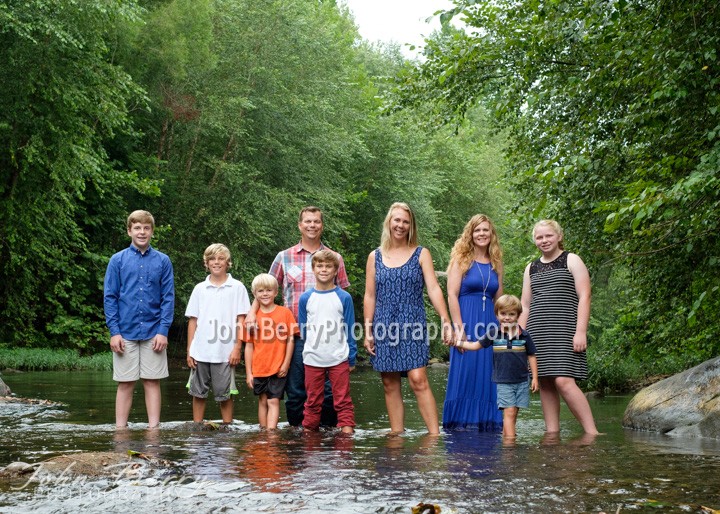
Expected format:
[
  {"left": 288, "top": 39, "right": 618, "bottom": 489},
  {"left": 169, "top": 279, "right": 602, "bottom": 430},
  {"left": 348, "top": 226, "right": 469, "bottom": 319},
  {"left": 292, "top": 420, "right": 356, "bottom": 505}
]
[{"left": 104, "top": 244, "right": 175, "bottom": 340}]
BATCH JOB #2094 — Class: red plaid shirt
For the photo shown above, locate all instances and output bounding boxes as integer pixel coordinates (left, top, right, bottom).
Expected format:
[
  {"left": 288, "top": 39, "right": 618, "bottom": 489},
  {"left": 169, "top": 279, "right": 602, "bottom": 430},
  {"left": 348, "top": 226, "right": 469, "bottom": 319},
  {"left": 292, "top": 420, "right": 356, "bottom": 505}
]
[{"left": 269, "top": 242, "right": 350, "bottom": 320}]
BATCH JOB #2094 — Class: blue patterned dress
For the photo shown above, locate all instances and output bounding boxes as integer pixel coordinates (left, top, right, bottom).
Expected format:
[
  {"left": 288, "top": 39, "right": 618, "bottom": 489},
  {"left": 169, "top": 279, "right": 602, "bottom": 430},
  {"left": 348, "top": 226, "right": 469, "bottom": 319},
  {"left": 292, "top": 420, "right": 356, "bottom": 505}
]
[
  {"left": 442, "top": 262, "right": 503, "bottom": 431},
  {"left": 370, "top": 247, "right": 429, "bottom": 372}
]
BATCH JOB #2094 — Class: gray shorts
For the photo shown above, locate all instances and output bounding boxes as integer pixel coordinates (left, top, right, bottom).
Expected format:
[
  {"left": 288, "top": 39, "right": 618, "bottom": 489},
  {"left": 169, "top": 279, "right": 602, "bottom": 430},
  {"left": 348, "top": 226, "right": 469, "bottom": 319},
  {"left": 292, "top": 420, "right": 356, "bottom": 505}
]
[
  {"left": 113, "top": 338, "right": 168, "bottom": 381},
  {"left": 186, "top": 362, "right": 238, "bottom": 402},
  {"left": 497, "top": 381, "right": 530, "bottom": 409}
]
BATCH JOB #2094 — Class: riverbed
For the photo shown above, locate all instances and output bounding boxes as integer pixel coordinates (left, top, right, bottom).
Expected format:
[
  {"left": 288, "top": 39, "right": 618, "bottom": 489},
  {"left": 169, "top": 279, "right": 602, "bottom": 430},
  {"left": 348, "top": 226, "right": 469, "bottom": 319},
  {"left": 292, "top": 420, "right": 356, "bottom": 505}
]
[{"left": 1, "top": 367, "right": 719, "bottom": 513}]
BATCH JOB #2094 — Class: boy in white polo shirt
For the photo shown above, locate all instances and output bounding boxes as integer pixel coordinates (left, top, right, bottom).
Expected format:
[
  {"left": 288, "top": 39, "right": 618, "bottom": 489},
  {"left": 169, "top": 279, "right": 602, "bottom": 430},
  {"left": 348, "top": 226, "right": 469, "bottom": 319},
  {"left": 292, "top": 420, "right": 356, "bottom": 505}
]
[
  {"left": 298, "top": 250, "right": 356, "bottom": 433},
  {"left": 186, "top": 243, "right": 250, "bottom": 424}
]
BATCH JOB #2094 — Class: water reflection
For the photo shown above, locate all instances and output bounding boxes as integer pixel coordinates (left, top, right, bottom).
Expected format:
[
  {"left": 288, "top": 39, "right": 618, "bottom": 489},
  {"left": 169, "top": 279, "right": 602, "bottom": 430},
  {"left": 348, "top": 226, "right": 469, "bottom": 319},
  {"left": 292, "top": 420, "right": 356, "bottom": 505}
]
[{"left": 1, "top": 369, "right": 720, "bottom": 513}]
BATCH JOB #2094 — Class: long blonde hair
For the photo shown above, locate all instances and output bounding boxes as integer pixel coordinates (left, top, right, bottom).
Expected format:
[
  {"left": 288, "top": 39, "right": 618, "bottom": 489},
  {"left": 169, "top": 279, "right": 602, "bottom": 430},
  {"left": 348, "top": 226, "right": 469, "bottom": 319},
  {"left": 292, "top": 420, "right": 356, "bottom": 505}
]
[
  {"left": 380, "top": 202, "right": 418, "bottom": 253},
  {"left": 448, "top": 214, "right": 503, "bottom": 275}
]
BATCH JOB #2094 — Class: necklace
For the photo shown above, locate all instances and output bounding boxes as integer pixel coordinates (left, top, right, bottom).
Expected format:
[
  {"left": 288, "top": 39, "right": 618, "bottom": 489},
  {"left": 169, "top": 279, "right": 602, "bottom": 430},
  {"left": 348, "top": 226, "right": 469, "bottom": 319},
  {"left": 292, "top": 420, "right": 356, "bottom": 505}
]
[{"left": 474, "top": 261, "right": 492, "bottom": 311}]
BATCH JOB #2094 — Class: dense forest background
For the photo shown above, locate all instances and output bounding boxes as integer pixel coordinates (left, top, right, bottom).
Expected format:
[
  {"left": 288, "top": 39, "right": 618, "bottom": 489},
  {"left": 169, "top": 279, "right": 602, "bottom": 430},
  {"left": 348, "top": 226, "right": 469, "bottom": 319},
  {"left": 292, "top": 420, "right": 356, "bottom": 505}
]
[{"left": 1, "top": 0, "right": 717, "bottom": 391}]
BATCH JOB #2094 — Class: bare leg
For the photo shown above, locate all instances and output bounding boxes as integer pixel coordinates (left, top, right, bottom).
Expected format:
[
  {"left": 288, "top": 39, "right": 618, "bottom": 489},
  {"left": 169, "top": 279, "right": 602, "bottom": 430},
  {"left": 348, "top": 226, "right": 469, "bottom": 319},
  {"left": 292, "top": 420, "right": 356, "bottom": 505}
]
[
  {"left": 502, "top": 407, "right": 518, "bottom": 439},
  {"left": 539, "top": 377, "right": 561, "bottom": 433},
  {"left": 219, "top": 398, "right": 233, "bottom": 424},
  {"left": 142, "top": 379, "right": 161, "bottom": 428},
  {"left": 266, "top": 398, "right": 280, "bottom": 430},
  {"left": 381, "top": 372, "right": 405, "bottom": 434},
  {"left": 258, "top": 394, "right": 268, "bottom": 429},
  {"left": 115, "top": 381, "right": 136, "bottom": 428},
  {"left": 407, "top": 368, "right": 440, "bottom": 435},
  {"left": 192, "top": 396, "right": 206, "bottom": 423},
  {"left": 555, "top": 377, "right": 599, "bottom": 434}
]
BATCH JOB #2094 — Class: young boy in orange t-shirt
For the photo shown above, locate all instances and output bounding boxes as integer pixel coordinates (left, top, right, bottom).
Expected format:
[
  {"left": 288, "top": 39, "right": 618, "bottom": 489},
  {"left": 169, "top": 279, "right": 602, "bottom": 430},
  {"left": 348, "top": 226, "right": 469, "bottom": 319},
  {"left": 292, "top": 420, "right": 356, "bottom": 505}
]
[{"left": 244, "top": 273, "right": 298, "bottom": 429}]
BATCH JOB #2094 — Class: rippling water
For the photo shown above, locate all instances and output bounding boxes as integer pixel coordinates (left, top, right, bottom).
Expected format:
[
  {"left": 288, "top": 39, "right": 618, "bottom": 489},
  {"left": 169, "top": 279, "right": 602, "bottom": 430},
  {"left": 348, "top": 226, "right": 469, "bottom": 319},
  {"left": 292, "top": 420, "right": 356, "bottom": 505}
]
[{"left": 1, "top": 367, "right": 719, "bottom": 513}]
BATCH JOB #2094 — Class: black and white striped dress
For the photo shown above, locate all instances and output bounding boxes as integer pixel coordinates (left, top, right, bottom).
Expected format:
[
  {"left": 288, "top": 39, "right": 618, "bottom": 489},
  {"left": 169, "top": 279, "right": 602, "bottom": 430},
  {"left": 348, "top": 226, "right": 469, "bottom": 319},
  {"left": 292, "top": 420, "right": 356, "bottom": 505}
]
[{"left": 526, "top": 251, "right": 588, "bottom": 379}]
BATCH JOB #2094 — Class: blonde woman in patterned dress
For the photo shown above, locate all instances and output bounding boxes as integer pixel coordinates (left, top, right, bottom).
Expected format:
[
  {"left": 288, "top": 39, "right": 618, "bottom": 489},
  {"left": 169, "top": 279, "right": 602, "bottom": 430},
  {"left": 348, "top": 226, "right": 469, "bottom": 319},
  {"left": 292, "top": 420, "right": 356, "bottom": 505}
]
[{"left": 363, "top": 202, "right": 452, "bottom": 435}]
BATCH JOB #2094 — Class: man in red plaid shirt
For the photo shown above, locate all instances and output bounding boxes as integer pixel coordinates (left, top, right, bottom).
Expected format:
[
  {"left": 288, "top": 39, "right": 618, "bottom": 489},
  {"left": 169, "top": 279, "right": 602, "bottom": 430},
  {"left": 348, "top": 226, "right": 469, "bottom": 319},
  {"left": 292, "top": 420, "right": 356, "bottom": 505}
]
[{"left": 246, "top": 206, "right": 350, "bottom": 427}]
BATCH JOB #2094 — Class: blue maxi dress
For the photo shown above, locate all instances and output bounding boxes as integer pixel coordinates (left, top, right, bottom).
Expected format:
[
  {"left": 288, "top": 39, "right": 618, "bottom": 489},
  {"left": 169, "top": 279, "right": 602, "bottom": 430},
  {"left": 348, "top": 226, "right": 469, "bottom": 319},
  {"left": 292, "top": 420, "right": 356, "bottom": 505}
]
[{"left": 442, "top": 262, "right": 503, "bottom": 431}]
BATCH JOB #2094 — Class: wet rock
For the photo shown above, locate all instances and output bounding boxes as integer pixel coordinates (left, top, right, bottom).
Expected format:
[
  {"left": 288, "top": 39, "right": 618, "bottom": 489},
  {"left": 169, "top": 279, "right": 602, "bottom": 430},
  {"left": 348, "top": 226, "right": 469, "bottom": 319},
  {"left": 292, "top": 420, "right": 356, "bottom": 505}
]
[
  {"left": 0, "top": 375, "right": 10, "bottom": 396},
  {"left": 0, "top": 395, "right": 64, "bottom": 407},
  {"left": 623, "top": 357, "right": 720, "bottom": 439},
  {"left": 1, "top": 461, "right": 38, "bottom": 475},
  {"left": 0, "top": 451, "right": 175, "bottom": 482},
  {"left": 177, "top": 420, "right": 234, "bottom": 432}
]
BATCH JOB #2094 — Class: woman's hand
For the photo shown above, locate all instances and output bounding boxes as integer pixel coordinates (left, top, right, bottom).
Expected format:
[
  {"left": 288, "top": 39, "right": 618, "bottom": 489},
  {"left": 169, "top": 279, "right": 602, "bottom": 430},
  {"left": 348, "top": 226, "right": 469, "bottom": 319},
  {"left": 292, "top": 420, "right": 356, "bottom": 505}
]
[{"left": 364, "top": 332, "right": 376, "bottom": 356}]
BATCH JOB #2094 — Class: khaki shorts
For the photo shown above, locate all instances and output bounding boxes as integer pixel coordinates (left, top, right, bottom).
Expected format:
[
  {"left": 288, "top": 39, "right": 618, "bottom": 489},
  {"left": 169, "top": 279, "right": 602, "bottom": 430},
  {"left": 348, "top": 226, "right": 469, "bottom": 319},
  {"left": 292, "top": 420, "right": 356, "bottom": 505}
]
[{"left": 113, "top": 338, "right": 169, "bottom": 381}]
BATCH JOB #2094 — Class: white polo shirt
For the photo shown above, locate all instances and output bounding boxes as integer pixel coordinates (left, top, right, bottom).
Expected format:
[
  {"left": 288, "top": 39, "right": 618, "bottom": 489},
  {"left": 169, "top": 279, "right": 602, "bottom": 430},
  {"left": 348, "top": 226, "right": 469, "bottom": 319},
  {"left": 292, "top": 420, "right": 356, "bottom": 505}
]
[{"left": 185, "top": 274, "right": 250, "bottom": 363}]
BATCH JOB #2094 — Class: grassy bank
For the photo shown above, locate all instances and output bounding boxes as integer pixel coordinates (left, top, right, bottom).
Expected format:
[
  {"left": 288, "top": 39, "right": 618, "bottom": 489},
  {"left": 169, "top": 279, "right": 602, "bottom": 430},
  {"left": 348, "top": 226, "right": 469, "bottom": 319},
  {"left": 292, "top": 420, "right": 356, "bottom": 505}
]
[{"left": 0, "top": 348, "right": 112, "bottom": 372}]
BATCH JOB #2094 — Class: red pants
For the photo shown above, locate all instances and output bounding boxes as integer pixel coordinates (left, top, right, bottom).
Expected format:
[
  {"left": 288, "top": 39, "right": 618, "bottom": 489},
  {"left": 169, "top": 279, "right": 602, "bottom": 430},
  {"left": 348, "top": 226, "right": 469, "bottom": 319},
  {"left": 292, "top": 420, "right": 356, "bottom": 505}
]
[{"left": 303, "top": 361, "right": 355, "bottom": 430}]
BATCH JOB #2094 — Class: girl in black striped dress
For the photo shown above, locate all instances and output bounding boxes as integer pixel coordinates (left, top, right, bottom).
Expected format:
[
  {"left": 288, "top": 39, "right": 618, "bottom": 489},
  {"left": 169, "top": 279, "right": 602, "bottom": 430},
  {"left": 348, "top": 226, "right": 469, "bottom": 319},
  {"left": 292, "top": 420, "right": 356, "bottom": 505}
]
[{"left": 518, "top": 220, "right": 599, "bottom": 435}]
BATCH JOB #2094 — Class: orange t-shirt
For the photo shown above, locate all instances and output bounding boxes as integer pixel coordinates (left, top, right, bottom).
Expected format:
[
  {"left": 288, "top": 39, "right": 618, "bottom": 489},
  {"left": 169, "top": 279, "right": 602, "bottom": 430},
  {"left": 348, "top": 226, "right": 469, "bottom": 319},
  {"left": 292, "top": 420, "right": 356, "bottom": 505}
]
[{"left": 245, "top": 305, "right": 298, "bottom": 377}]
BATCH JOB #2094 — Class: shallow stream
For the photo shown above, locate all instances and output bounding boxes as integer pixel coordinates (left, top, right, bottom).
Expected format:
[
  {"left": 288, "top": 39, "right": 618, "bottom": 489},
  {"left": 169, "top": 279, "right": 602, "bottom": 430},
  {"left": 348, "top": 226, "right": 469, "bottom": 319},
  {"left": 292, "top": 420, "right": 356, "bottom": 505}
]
[{"left": 1, "top": 367, "right": 719, "bottom": 513}]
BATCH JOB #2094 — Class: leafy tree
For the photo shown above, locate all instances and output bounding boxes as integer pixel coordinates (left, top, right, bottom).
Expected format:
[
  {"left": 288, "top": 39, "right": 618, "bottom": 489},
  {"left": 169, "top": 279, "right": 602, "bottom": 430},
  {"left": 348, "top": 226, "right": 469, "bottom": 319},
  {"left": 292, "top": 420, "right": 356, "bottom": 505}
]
[
  {"left": 396, "top": 0, "right": 720, "bottom": 367},
  {"left": 0, "top": 0, "right": 153, "bottom": 349}
]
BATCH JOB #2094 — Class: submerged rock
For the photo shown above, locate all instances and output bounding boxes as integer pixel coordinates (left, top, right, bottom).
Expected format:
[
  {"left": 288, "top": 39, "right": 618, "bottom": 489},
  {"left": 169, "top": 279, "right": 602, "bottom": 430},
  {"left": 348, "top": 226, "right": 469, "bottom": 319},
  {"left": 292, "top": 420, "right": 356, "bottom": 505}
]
[
  {"left": 176, "top": 420, "right": 234, "bottom": 432},
  {"left": 623, "top": 357, "right": 720, "bottom": 439}
]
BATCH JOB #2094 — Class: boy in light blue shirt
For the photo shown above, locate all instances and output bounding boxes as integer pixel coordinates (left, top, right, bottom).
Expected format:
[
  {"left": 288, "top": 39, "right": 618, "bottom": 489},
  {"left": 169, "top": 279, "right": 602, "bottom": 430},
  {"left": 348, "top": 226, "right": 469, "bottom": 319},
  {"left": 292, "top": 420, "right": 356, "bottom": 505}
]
[{"left": 104, "top": 210, "right": 174, "bottom": 429}]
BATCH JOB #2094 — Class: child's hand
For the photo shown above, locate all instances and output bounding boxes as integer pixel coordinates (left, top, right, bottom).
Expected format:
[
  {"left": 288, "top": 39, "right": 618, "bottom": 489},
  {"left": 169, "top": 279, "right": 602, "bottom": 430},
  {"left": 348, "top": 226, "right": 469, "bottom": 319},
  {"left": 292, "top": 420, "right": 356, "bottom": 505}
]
[
  {"left": 246, "top": 373, "right": 253, "bottom": 389},
  {"left": 278, "top": 364, "right": 289, "bottom": 378},
  {"left": 110, "top": 334, "right": 125, "bottom": 354},
  {"left": 349, "top": 365, "right": 356, "bottom": 373},
  {"left": 187, "top": 356, "right": 197, "bottom": 369},
  {"left": 244, "top": 311, "right": 257, "bottom": 334},
  {"left": 530, "top": 377, "right": 539, "bottom": 393},
  {"left": 229, "top": 347, "right": 242, "bottom": 366},
  {"left": 152, "top": 334, "right": 168, "bottom": 352}
]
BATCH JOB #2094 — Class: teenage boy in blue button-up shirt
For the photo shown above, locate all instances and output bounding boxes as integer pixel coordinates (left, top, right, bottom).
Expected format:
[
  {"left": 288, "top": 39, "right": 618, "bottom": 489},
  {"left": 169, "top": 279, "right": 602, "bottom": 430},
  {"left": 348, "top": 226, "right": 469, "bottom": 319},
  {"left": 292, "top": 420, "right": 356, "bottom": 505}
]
[{"left": 104, "top": 210, "right": 174, "bottom": 429}]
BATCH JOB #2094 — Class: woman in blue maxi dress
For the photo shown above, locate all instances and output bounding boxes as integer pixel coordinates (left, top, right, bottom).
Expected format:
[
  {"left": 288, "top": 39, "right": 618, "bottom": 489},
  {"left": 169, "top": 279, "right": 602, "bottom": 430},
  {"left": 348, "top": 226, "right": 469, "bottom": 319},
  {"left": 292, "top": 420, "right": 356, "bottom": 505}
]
[{"left": 443, "top": 215, "right": 504, "bottom": 431}]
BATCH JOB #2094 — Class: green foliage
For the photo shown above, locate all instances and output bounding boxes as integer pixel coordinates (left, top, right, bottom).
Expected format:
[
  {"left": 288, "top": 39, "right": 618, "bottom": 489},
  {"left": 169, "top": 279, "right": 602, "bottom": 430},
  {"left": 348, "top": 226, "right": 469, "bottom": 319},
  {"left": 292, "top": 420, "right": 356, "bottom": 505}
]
[
  {"left": 0, "top": 347, "right": 112, "bottom": 371},
  {"left": 0, "top": 0, "right": 152, "bottom": 350},
  {"left": 0, "top": 0, "right": 510, "bottom": 361},
  {"left": 398, "top": 0, "right": 720, "bottom": 367}
]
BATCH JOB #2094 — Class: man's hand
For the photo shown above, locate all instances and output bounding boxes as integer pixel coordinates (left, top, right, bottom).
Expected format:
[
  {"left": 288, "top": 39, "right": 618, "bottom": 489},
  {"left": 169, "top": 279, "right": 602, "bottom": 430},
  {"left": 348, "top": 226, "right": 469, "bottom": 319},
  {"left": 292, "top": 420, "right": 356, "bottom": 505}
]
[{"left": 187, "top": 356, "right": 197, "bottom": 369}]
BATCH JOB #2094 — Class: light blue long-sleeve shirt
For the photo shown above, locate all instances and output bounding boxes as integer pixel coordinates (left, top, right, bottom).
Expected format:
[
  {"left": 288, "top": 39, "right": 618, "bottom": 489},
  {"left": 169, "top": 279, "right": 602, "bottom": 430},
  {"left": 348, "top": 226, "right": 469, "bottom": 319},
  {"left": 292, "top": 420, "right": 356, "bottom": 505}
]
[{"left": 104, "top": 245, "right": 174, "bottom": 340}]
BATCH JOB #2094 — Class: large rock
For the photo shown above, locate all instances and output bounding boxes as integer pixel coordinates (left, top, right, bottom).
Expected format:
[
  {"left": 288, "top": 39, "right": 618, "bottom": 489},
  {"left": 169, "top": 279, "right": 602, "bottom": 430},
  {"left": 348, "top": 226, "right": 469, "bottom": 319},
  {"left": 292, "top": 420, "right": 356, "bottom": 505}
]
[
  {"left": 0, "top": 375, "right": 10, "bottom": 396},
  {"left": 623, "top": 357, "right": 720, "bottom": 439}
]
